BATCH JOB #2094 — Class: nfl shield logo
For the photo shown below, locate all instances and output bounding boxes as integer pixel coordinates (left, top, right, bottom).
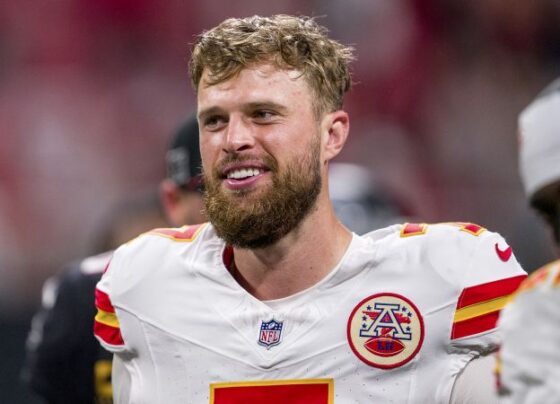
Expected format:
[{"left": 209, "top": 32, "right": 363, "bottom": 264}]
[{"left": 258, "top": 319, "right": 283, "bottom": 349}]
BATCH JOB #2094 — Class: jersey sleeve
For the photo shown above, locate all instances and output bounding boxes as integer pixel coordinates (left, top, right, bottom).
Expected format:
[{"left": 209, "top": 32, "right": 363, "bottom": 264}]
[
  {"left": 496, "top": 262, "right": 560, "bottom": 402},
  {"left": 94, "top": 249, "right": 127, "bottom": 353},
  {"left": 449, "top": 228, "right": 527, "bottom": 352}
]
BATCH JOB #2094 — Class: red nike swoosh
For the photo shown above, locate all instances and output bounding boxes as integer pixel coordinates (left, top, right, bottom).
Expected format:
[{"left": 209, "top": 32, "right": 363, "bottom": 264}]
[{"left": 495, "top": 243, "right": 513, "bottom": 262}]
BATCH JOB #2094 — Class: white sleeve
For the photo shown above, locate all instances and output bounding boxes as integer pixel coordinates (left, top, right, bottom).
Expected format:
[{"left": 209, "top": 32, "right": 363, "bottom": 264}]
[
  {"left": 497, "top": 263, "right": 560, "bottom": 404},
  {"left": 112, "top": 354, "right": 131, "bottom": 404},
  {"left": 451, "top": 355, "right": 499, "bottom": 404},
  {"left": 450, "top": 229, "right": 527, "bottom": 352},
  {"left": 93, "top": 248, "right": 129, "bottom": 353}
]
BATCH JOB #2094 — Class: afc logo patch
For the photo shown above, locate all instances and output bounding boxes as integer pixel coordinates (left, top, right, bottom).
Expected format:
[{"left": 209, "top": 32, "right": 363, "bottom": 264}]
[
  {"left": 347, "top": 293, "right": 424, "bottom": 369},
  {"left": 258, "top": 319, "right": 284, "bottom": 349}
]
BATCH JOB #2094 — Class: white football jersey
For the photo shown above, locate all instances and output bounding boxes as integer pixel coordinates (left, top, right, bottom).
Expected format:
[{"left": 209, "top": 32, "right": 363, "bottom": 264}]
[
  {"left": 94, "top": 222, "right": 526, "bottom": 404},
  {"left": 497, "top": 260, "right": 560, "bottom": 404}
]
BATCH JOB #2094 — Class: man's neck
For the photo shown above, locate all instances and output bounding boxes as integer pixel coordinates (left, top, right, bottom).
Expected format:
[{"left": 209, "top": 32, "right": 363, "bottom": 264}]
[{"left": 231, "top": 199, "right": 352, "bottom": 300}]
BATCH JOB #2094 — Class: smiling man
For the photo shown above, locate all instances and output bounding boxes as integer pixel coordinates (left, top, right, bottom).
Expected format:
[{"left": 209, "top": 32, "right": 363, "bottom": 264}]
[
  {"left": 94, "top": 15, "right": 526, "bottom": 403},
  {"left": 200, "top": 65, "right": 325, "bottom": 252}
]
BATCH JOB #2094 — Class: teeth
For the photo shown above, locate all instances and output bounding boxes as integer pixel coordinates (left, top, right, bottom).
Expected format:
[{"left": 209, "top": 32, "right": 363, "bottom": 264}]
[{"left": 227, "top": 168, "right": 262, "bottom": 179}]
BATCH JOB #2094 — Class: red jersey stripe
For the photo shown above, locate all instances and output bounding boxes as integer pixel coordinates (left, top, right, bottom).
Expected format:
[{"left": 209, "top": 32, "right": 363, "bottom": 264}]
[
  {"left": 148, "top": 223, "right": 206, "bottom": 241},
  {"left": 94, "top": 320, "right": 124, "bottom": 346},
  {"left": 459, "top": 223, "right": 485, "bottom": 236},
  {"left": 456, "top": 275, "right": 526, "bottom": 309},
  {"left": 451, "top": 310, "right": 500, "bottom": 339},
  {"left": 400, "top": 223, "right": 427, "bottom": 237},
  {"left": 211, "top": 380, "right": 332, "bottom": 404},
  {"left": 95, "top": 288, "right": 115, "bottom": 313}
]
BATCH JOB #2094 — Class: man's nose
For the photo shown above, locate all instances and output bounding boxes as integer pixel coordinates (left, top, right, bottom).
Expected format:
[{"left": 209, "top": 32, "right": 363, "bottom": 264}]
[{"left": 223, "top": 116, "right": 255, "bottom": 153}]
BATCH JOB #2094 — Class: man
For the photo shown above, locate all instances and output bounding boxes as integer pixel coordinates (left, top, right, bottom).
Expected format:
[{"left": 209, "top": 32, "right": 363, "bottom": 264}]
[
  {"left": 22, "top": 115, "right": 205, "bottom": 403},
  {"left": 95, "top": 15, "right": 526, "bottom": 403},
  {"left": 496, "top": 78, "right": 560, "bottom": 403}
]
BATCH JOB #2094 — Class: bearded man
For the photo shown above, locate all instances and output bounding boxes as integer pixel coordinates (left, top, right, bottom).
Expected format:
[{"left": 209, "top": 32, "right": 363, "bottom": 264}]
[{"left": 94, "top": 15, "right": 526, "bottom": 403}]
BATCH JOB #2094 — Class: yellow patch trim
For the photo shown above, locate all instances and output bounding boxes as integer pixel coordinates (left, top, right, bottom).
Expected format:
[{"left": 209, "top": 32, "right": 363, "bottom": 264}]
[
  {"left": 124, "top": 223, "right": 207, "bottom": 245},
  {"left": 494, "top": 352, "right": 502, "bottom": 375},
  {"left": 554, "top": 271, "right": 560, "bottom": 288},
  {"left": 445, "top": 222, "right": 486, "bottom": 236},
  {"left": 150, "top": 223, "right": 207, "bottom": 242},
  {"left": 453, "top": 295, "right": 510, "bottom": 323},
  {"left": 95, "top": 309, "right": 120, "bottom": 328},
  {"left": 399, "top": 223, "right": 428, "bottom": 238},
  {"left": 460, "top": 227, "right": 485, "bottom": 236}
]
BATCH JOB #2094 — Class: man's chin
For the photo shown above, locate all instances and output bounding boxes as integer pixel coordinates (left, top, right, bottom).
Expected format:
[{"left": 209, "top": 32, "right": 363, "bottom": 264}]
[{"left": 221, "top": 186, "right": 269, "bottom": 202}]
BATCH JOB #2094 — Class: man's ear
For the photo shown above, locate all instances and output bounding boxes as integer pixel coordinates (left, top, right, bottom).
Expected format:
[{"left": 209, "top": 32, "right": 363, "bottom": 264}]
[
  {"left": 159, "top": 179, "right": 181, "bottom": 219},
  {"left": 322, "top": 110, "right": 349, "bottom": 162}
]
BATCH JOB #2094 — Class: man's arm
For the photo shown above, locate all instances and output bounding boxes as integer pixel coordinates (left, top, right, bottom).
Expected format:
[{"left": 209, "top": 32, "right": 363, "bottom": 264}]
[
  {"left": 112, "top": 354, "right": 131, "bottom": 403},
  {"left": 451, "top": 355, "right": 498, "bottom": 404}
]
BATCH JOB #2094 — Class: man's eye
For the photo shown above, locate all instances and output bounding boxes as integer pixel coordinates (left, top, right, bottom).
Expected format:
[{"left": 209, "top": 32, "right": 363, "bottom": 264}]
[
  {"left": 204, "top": 116, "right": 226, "bottom": 130},
  {"left": 254, "top": 110, "right": 275, "bottom": 120}
]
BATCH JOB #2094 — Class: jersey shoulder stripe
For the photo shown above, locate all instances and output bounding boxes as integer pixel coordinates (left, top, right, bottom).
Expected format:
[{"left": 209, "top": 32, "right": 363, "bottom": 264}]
[
  {"left": 394, "top": 222, "right": 527, "bottom": 340},
  {"left": 94, "top": 288, "right": 124, "bottom": 348},
  {"left": 95, "top": 288, "right": 115, "bottom": 313},
  {"left": 399, "top": 222, "right": 486, "bottom": 239},
  {"left": 451, "top": 275, "right": 526, "bottom": 339},
  {"left": 145, "top": 223, "right": 207, "bottom": 242},
  {"left": 94, "top": 318, "right": 124, "bottom": 346},
  {"left": 455, "top": 275, "right": 527, "bottom": 309},
  {"left": 452, "top": 222, "right": 486, "bottom": 236},
  {"left": 399, "top": 223, "right": 428, "bottom": 237}
]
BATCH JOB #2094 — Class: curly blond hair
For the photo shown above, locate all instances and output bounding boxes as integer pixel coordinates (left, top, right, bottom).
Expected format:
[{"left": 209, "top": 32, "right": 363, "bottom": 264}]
[{"left": 189, "top": 15, "right": 354, "bottom": 116}]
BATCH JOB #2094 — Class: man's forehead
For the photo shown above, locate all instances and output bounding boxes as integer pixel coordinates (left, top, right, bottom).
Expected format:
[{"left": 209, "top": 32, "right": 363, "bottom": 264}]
[
  {"left": 199, "top": 63, "right": 305, "bottom": 90},
  {"left": 197, "top": 64, "right": 312, "bottom": 112}
]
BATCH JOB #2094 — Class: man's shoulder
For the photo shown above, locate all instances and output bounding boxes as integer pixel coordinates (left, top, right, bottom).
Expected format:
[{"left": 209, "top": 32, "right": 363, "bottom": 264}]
[
  {"left": 363, "top": 221, "right": 525, "bottom": 289},
  {"left": 105, "top": 223, "right": 217, "bottom": 283},
  {"left": 396, "top": 222, "right": 513, "bottom": 255},
  {"left": 141, "top": 223, "right": 210, "bottom": 243},
  {"left": 115, "top": 222, "right": 213, "bottom": 257},
  {"left": 396, "top": 221, "right": 490, "bottom": 242},
  {"left": 94, "top": 223, "right": 221, "bottom": 348},
  {"left": 361, "top": 222, "right": 525, "bottom": 350},
  {"left": 362, "top": 221, "right": 498, "bottom": 251}
]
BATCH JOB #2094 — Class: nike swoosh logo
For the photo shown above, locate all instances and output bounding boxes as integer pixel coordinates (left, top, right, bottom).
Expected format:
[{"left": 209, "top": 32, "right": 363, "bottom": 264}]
[{"left": 495, "top": 243, "right": 513, "bottom": 262}]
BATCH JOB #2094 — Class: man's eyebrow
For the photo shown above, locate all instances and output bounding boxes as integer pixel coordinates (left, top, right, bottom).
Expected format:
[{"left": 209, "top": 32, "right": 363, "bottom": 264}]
[
  {"left": 198, "top": 102, "right": 289, "bottom": 120},
  {"left": 197, "top": 106, "right": 225, "bottom": 121},
  {"left": 244, "top": 101, "right": 288, "bottom": 113}
]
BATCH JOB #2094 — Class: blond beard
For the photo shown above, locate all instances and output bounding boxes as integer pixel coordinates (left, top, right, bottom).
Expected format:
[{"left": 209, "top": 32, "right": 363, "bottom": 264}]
[{"left": 203, "top": 140, "right": 322, "bottom": 249}]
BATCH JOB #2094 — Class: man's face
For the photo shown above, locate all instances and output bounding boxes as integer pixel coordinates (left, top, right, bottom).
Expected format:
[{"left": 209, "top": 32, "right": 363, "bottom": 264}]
[
  {"left": 531, "top": 182, "right": 560, "bottom": 249},
  {"left": 197, "top": 63, "right": 324, "bottom": 248}
]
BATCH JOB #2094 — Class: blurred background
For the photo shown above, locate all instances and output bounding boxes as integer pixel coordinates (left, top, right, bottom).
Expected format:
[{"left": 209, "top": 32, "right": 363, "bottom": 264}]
[{"left": 1, "top": 0, "right": 559, "bottom": 401}]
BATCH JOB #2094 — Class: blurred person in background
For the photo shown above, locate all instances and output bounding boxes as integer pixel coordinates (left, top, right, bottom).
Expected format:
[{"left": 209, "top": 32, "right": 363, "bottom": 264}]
[
  {"left": 496, "top": 78, "right": 560, "bottom": 403},
  {"left": 329, "top": 162, "right": 411, "bottom": 235},
  {"left": 21, "top": 115, "right": 205, "bottom": 404},
  {"left": 95, "top": 15, "right": 526, "bottom": 403}
]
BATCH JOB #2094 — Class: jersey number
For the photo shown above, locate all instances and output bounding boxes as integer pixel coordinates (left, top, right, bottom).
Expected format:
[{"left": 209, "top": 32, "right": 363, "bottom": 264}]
[{"left": 210, "top": 379, "right": 333, "bottom": 404}]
